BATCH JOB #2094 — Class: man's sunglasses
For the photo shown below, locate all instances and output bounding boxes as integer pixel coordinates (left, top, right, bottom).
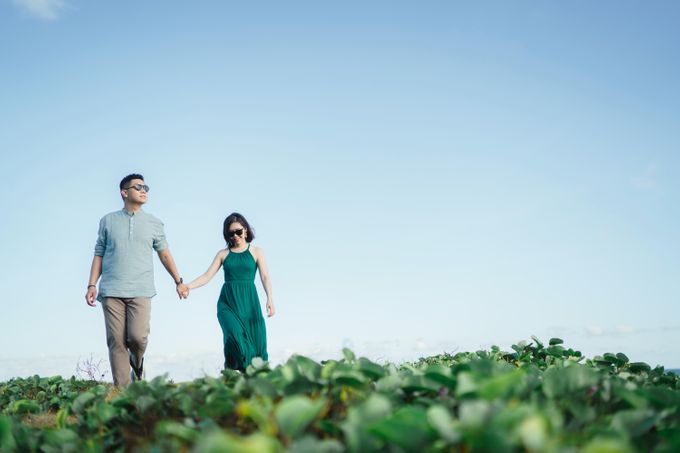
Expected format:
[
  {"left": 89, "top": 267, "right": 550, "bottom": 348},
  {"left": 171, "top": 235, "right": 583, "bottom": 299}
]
[
  {"left": 228, "top": 228, "right": 244, "bottom": 237},
  {"left": 124, "top": 184, "right": 150, "bottom": 193}
]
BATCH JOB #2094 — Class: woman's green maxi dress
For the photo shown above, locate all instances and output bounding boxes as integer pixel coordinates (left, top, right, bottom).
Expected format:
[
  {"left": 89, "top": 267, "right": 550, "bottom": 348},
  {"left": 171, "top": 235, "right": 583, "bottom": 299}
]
[{"left": 217, "top": 244, "right": 268, "bottom": 371}]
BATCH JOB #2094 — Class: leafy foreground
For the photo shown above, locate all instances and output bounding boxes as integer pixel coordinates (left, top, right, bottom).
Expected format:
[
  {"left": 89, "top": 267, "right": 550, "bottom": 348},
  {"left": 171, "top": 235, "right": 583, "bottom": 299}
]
[{"left": 1, "top": 337, "right": 680, "bottom": 452}]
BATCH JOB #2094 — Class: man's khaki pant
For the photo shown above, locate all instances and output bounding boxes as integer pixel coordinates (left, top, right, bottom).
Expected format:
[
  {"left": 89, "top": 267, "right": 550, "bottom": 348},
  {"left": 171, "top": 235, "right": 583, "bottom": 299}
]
[{"left": 101, "top": 297, "right": 151, "bottom": 387}]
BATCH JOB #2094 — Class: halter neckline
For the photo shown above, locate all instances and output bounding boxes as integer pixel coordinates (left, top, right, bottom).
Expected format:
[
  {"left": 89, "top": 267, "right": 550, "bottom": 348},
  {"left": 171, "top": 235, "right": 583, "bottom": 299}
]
[{"left": 229, "top": 243, "right": 251, "bottom": 254}]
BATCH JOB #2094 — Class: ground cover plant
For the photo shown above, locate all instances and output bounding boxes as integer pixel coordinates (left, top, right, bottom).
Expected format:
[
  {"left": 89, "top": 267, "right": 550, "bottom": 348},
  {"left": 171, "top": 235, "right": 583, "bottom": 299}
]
[{"left": 1, "top": 337, "right": 679, "bottom": 452}]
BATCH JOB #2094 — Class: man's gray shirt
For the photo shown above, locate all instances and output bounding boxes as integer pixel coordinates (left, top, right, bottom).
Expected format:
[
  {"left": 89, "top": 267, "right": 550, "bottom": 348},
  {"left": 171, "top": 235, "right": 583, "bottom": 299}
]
[{"left": 94, "top": 209, "right": 169, "bottom": 301}]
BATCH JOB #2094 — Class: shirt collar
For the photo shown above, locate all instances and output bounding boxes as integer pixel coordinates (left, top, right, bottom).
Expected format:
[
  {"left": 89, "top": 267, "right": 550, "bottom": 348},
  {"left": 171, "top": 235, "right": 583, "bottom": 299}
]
[{"left": 122, "top": 208, "right": 143, "bottom": 217}]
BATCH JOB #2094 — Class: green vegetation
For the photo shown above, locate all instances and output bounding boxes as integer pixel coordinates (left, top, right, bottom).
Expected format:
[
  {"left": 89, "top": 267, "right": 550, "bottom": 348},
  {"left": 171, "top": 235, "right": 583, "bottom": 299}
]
[{"left": 2, "top": 337, "right": 679, "bottom": 452}]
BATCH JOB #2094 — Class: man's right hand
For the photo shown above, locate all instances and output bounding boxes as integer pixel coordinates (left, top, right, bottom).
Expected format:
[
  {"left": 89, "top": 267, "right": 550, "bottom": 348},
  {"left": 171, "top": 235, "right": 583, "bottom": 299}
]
[
  {"left": 177, "top": 283, "right": 190, "bottom": 300},
  {"left": 85, "top": 286, "right": 97, "bottom": 307}
]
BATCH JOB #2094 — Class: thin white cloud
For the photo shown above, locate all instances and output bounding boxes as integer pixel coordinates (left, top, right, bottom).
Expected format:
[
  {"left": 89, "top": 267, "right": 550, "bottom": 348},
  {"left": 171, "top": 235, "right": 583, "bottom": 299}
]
[
  {"left": 12, "top": 0, "right": 66, "bottom": 21},
  {"left": 615, "top": 325, "right": 635, "bottom": 334},
  {"left": 584, "top": 325, "right": 680, "bottom": 338},
  {"left": 586, "top": 325, "right": 638, "bottom": 337},
  {"left": 586, "top": 325, "right": 605, "bottom": 336},
  {"left": 630, "top": 162, "right": 660, "bottom": 192}
]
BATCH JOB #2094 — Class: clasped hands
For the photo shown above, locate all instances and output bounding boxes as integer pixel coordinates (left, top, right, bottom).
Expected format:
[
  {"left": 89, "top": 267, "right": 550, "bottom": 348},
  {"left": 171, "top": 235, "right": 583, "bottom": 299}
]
[{"left": 176, "top": 283, "right": 190, "bottom": 300}]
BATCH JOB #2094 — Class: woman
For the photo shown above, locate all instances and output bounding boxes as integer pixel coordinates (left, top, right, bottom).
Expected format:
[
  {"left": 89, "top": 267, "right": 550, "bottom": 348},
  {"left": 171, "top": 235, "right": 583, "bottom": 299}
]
[{"left": 185, "top": 213, "right": 275, "bottom": 371}]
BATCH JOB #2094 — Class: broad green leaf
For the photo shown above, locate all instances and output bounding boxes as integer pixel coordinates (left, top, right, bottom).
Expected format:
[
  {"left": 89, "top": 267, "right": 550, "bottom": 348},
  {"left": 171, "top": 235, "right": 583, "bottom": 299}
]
[
  {"left": 427, "top": 405, "right": 460, "bottom": 443},
  {"left": 640, "top": 386, "right": 680, "bottom": 408},
  {"left": 281, "top": 363, "right": 300, "bottom": 384},
  {"left": 341, "top": 394, "right": 392, "bottom": 452},
  {"left": 288, "top": 435, "right": 344, "bottom": 453},
  {"left": 70, "top": 392, "right": 96, "bottom": 414},
  {"left": 318, "top": 419, "right": 341, "bottom": 437},
  {"left": 546, "top": 345, "right": 566, "bottom": 357},
  {"left": 94, "top": 402, "right": 117, "bottom": 423},
  {"left": 358, "top": 358, "right": 386, "bottom": 380},
  {"left": 135, "top": 395, "right": 156, "bottom": 413},
  {"left": 173, "top": 393, "right": 195, "bottom": 417},
  {"left": 55, "top": 408, "right": 69, "bottom": 429},
  {"left": 616, "top": 353, "right": 629, "bottom": 364},
  {"left": 9, "top": 399, "right": 40, "bottom": 415},
  {"left": 423, "top": 364, "right": 457, "bottom": 389},
  {"left": 401, "top": 375, "right": 440, "bottom": 393},
  {"left": 628, "top": 362, "right": 651, "bottom": 373},
  {"left": 290, "top": 355, "right": 322, "bottom": 381},
  {"left": 565, "top": 399, "right": 597, "bottom": 423},
  {"left": 582, "top": 437, "right": 634, "bottom": 453},
  {"left": 237, "top": 398, "right": 275, "bottom": 434},
  {"left": 331, "top": 367, "right": 366, "bottom": 388},
  {"left": 656, "top": 427, "right": 680, "bottom": 451},
  {"left": 369, "top": 406, "right": 432, "bottom": 451},
  {"left": 0, "top": 416, "right": 16, "bottom": 452},
  {"left": 249, "top": 376, "right": 279, "bottom": 399},
  {"left": 542, "top": 365, "right": 599, "bottom": 398},
  {"left": 611, "top": 409, "right": 657, "bottom": 437},
  {"left": 549, "top": 338, "right": 564, "bottom": 346},
  {"left": 594, "top": 357, "right": 614, "bottom": 369},
  {"left": 458, "top": 400, "right": 490, "bottom": 428},
  {"left": 478, "top": 370, "right": 524, "bottom": 400},
  {"left": 517, "top": 414, "right": 548, "bottom": 451},
  {"left": 42, "top": 428, "right": 79, "bottom": 448},
  {"left": 342, "top": 348, "right": 356, "bottom": 363},
  {"left": 612, "top": 384, "right": 649, "bottom": 409},
  {"left": 192, "top": 431, "right": 282, "bottom": 453},
  {"left": 375, "top": 374, "right": 403, "bottom": 393},
  {"left": 455, "top": 372, "right": 478, "bottom": 397},
  {"left": 155, "top": 420, "right": 198, "bottom": 442},
  {"left": 320, "top": 360, "right": 338, "bottom": 380},
  {"left": 603, "top": 353, "right": 619, "bottom": 364},
  {"left": 201, "top": 388, "right": 236, "bottom": 419},
  {"left": 275, "top": 396, "right": 325, "bottom": 439},
  {"left": 512, "top": 340, "right": 528, "bottom": 353},
  {"left": 246, "top": 357, "right": 270, "bottom": 376}
]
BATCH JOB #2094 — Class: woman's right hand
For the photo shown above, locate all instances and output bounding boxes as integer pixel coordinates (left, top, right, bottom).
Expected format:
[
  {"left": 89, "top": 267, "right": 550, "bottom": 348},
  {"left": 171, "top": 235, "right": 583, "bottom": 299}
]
[{"left": 266, "top": 300, "right": 275, "bottom": 317}]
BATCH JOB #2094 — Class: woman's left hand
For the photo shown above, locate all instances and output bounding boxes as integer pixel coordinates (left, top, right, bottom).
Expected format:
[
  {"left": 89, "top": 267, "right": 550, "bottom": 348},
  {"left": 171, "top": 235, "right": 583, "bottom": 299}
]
[{"left": 266, "top": 300, "right": 276, "bottom": 317}]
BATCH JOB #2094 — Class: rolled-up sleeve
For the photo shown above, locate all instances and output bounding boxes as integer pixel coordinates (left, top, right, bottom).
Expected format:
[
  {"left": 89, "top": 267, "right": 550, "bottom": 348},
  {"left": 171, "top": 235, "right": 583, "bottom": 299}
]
[
  {"left": 153, "top": 220, "right": 169, "bottom": 252},
  {"left": 94, "top": 217, "right": 107, "bottom": 256}
]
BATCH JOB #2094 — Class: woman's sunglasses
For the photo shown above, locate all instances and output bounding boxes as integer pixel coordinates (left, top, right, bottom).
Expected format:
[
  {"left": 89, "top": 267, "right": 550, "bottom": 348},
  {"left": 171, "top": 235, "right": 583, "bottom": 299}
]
[{"left": 228, "top": 228, "right": 244, "bottom": 237}]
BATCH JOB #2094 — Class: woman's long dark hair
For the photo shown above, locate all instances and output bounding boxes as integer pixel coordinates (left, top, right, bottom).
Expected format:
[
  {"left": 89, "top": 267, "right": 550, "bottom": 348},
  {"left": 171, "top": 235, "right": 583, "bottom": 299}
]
[{"left": 223, "top": 212, "right": 255, "bottom": 247}]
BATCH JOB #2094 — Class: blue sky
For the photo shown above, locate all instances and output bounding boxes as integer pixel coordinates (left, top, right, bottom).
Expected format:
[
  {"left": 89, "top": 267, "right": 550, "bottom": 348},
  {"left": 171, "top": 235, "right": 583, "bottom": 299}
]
[{"left": 1, "top": 1, "right": 679, "bottom": 381}]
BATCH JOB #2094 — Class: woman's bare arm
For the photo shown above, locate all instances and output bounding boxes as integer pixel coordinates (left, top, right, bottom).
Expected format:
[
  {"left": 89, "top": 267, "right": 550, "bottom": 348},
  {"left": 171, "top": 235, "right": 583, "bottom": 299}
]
[
  {"left": 254, "top": 247, "right": 275, "bottom": 317},
  {"left": 187, "top": 249, "right": 228, "bottom": 290}
]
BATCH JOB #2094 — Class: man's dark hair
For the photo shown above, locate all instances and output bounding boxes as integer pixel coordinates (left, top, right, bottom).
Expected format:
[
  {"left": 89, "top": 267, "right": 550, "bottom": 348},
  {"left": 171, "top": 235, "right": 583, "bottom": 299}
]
[
  {"left": 223, "top": 212, "right": 255, "bottom": 247},
  {"left": 120, "top": 174, "right": 145, "bottom": 190}
]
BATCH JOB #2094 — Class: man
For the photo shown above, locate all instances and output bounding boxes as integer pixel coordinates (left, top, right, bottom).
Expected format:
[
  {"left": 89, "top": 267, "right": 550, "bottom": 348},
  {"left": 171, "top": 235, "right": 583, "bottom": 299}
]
[{"left": 85, "top": 173, "right": 189, "bottom": 387}]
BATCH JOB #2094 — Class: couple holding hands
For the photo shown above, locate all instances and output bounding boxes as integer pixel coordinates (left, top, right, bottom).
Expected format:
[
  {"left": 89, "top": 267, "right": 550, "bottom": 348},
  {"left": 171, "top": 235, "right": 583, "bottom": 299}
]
[{"left": 85, "top": 173, "right": 275, "bottom": 387}]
